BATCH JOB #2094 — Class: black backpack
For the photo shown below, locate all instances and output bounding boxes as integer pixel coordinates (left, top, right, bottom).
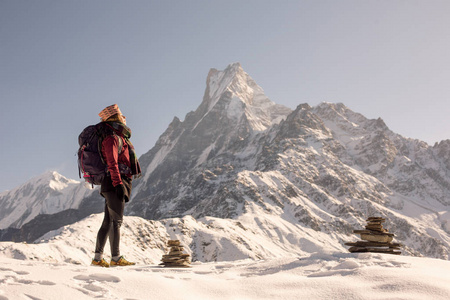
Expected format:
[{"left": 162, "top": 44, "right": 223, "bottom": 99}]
[{"left": 77, "top": 123, "right": 123, "bottom": 186}]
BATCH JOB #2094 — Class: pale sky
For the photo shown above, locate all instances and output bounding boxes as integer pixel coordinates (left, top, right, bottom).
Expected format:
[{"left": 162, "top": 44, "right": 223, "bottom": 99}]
[{"left": 1, "top": 0, "right": 450, "bottom": 192}]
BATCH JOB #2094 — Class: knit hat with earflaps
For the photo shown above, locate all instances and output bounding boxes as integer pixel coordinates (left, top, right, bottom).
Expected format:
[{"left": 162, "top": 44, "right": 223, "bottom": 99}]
[{"left": 99, "top": 104, "right": 122, "bottom": 121}]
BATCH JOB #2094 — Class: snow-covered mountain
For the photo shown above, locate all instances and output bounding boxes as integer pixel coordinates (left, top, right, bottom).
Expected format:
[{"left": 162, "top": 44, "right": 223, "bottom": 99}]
[
  {"left": 0, "top": 172, "right": 91, "bottom": 230},
  {"left": 1, "top": 63, "right": 449, "bottom": 261},
  {"left": 128, "top": 62, "right": 292, "bottom": 219},
  {"left": 0, "top": 171, "right": 104, "bottom": 241},
  {"left": 127, "top": 63, "right": 450, "bottom": 259}
]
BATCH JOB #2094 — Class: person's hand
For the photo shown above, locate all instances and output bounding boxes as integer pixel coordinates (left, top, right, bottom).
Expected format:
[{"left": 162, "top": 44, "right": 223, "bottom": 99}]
[{"left": 115, "top": 184, "right": 126, "bottom": 201}]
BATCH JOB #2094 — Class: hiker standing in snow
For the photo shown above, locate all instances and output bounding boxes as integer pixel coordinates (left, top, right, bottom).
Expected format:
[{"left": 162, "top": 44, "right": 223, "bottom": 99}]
[{"left": 91, "top": 104, "right": 142, "bottom": 267}]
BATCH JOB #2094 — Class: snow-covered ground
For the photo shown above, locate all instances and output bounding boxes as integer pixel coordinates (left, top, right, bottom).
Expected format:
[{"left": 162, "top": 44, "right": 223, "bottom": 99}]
[
  {"left": 1, "top": 251, "right": 449, "bottom": 300},
  {"left": 0, "top": 213, "right": 449, "bottom": 300}
]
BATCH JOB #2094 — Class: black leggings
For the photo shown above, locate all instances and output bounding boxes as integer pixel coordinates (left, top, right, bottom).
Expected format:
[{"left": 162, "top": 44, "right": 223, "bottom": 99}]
[{"left": 95, "top": 190, "right": 125, "bottom": 257}]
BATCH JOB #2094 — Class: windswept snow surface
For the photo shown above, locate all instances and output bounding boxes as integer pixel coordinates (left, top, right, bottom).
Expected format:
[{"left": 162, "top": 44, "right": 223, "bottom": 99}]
[
  {"left": 0, "top": 214, "right": 449, "bottom": 300},
  {"left": 0, "top": 250, "right": 449, "bottom": 300}
]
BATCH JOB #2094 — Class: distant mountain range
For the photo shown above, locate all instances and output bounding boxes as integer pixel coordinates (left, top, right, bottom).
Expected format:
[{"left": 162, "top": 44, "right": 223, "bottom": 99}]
[{"left": 1, "top": 63, "right": 449, "bottom": 260}]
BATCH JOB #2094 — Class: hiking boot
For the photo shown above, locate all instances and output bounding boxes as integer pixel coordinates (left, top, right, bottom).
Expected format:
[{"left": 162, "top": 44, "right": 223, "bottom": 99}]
[
  {"left": 110, "top": 256, "right": 136, "bottom": 266},
  {"left": 91, "top": 258, "right": 109, "bottom": 268}
]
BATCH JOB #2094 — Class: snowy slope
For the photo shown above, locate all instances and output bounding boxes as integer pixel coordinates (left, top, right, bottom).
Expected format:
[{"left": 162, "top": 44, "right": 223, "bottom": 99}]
[
  {"left": 0, "top": 210, "right": 344, "bottom": 265},
  {"left": 0, "top": 213, "right": 449, "bottom": 300}
]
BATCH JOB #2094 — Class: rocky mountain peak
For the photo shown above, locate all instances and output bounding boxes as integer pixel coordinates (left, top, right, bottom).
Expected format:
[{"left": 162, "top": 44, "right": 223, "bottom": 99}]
[{"left": 200, "top": 63, "right": 291, "bottom": 132}]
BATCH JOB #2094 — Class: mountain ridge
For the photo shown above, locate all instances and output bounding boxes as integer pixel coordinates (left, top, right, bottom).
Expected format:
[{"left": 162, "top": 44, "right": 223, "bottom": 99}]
[
  {"left": 0, "top": 171, "right": 98, "bottom": 230},
  {"left": 126, "top": 63, "right": 449, "bottom": 259}
]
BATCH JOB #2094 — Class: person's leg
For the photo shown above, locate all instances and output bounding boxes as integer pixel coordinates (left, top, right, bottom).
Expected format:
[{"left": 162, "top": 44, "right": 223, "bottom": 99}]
[
  {"left": 94, "top": 203, "right": 112, "bottom": 260},
  {"left": 103, "top": 190, "right": 125, "bottom": 259}
]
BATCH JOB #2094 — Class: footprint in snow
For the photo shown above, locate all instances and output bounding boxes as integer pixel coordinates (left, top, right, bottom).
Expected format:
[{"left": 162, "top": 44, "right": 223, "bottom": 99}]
[
  {"left": 0, "top": 272, "right": 56, "bottom": 287},
  {"left": 73, "top": 273, "right": 120, "bottom": 298},
  {"left": 14, "top": 271, "right": 30, "bottom": 275},
  {"left": 0, "top": 268, "right": 29, "bottom": 276},
  {"left": 74, "top": 273, "right": 121, "bottom": 283}
]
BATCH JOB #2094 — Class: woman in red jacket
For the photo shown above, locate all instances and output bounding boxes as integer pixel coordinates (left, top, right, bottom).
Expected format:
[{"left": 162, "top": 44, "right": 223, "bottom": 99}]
[{"left": 91, "top": 104, "right": 141, "bottom": 267}]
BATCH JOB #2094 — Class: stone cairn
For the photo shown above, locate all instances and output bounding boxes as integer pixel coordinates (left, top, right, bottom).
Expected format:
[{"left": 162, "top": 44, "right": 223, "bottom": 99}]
[
  {"left": 160, "top": 240, "right": 191, "bottom": 268},
  {"left": 345, "top": 217, "right": 402, "bottom": 255}
]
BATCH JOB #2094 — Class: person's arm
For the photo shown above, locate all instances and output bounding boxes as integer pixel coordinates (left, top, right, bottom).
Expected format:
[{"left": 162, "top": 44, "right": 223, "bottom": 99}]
[{"left": 102, "top": 135, "right": 122, "bottom": 187}]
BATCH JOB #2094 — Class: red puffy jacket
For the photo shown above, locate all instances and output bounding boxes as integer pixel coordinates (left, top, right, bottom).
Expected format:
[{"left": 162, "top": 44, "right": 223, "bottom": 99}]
[{"left": 101, "top": 134, "right": 132, "bottom": 187}]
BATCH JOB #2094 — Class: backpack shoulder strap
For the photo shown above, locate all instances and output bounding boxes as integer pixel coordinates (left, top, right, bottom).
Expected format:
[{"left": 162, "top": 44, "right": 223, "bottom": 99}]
[{"left": 98, "top": 122, "right": 124, "bottom": 155}]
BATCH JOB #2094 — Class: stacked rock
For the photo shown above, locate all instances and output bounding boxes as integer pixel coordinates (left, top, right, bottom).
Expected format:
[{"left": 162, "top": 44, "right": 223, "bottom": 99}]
[
  {"left": 160, "top": 240, "right": 191, "bottom": 267},
  {"left": 345, "top": 217, "right": 401, "bottom": 255}
]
